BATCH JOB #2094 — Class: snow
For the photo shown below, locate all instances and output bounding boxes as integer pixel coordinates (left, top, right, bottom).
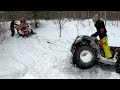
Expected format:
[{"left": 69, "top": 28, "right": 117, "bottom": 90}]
[{"left": 0, "top": 19, "right": 120, "bottom": 79}]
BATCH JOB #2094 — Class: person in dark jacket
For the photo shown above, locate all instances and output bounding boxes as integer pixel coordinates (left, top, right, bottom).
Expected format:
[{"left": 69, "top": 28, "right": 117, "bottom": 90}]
[
  {"left": 10, "top": 20, "right": 18, "bottom": 37},
  {"left": 91, "top": 14, "right": 112, "bottom": 60}
]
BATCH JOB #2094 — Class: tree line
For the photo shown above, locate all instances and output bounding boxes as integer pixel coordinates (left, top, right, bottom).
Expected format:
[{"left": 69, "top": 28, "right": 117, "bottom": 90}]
[{"left": 0, "top": 11, "right": 120, "bottom": 21}]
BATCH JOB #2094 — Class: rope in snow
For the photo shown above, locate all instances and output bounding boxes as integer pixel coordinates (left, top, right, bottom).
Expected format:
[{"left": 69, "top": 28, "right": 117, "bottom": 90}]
[{"left": 35, "top": 34, "right": 70, "bottom": 50}]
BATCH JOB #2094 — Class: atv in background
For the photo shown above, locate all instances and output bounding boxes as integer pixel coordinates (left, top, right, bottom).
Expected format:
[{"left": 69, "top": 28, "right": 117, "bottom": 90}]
[
  {"left": 15, "top": 26, "right": 35, "bottom": 37},
  {"left": 15, "top": 21, "right": 36, "bottom": 37},
  {"left": 71, "top": 35, "right": 120, "bottom": 73}
]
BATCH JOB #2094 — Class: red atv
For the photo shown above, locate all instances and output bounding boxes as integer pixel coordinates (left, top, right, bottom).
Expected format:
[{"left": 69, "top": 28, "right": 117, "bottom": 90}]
[
  {"left": 71, "top": 35, "right": 120, "bottom": 73},
  {"left": 15, "top": 22, "right": 35, "bottom": 37}
]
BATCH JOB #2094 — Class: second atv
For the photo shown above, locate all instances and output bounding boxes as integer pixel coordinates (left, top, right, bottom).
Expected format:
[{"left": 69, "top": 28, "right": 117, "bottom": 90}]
[
  {"left": 15, "top": 20, "right": 36, "bottom": 37},
  {"left": 71, "top": 35, "right": 120, "bottom": 73}
]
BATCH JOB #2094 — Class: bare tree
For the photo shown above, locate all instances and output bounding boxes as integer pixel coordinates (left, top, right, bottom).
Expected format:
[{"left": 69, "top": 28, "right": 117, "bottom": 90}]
[
  {"left": 56, "top": 19, "right": 67, "bottom": 37},
  {"left": 74, "top": 20, "right": 81, "bottom": 36},
  {"left": 88, "top": 11, "right": 90, "bottom": 26},
  {"left": 117, "top": 11, "right": 119, "bottom": 27},
  {"left": 104, "top": 11, "right": 107, "bottom": 26},
  {"left": 32, "top": 11, "right": 39, "bottom": 28},
  {"left": 55, "top": 11, "right": 67, "bottom": 37}
]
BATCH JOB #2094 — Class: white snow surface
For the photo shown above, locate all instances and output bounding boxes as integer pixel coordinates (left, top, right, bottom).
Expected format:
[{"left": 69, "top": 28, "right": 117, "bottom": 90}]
[{"left": 0, "top": 19, "right": 120, "bottom": 79}]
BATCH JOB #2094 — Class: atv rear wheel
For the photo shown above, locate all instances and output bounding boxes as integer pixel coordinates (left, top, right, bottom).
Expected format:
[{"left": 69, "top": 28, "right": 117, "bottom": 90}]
[
  {"left": 115, "top": 49, "right": 120, "bottom": 74},
  {"left": 73, "top": 46, "right": 97, "bottom": 69}
]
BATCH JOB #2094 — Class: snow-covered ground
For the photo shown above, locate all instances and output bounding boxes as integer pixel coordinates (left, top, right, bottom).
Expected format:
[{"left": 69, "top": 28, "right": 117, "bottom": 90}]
[{"left": 0, "top": 19, "right": 120, "bottom": 79}]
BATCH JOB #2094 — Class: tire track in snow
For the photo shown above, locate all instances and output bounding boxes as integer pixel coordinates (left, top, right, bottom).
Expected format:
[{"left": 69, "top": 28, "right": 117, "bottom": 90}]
[{"left": 15, "top": 37, "right": 44, "bottom": 78}]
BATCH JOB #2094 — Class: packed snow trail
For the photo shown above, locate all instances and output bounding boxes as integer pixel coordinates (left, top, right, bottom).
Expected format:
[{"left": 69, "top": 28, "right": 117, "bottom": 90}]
[{"left": 0, "top": 19, "right": 120, "bottom": 79}]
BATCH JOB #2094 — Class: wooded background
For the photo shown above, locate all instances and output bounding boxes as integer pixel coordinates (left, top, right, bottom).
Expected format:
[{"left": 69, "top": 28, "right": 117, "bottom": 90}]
[
  {"left": 0, "top": 11, "right": 120, "bottom": 42},
  {"left": 0, "top": 11, "right": 120, "bottom": 21}
]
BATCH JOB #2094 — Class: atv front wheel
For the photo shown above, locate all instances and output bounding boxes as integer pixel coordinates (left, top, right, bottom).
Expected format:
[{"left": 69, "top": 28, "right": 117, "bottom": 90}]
[{"left": 73, "top": 46, "right": 97, "bottom": 69}]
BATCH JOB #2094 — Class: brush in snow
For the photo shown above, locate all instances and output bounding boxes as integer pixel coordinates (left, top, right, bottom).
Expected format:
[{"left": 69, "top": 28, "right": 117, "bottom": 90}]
[{"left": 71, "top": 35, "right": 120, "bottom": 74}]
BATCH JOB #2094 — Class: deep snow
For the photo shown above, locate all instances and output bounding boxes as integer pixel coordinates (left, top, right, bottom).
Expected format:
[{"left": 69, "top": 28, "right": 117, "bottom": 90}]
[{"left": 0, "top": 19, "right": 120, "bottom": 79}]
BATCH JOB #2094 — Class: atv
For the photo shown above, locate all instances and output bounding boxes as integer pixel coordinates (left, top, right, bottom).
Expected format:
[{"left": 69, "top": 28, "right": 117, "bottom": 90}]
[
  {"left": 15, "top": 24, "right": 36, "bottom": 37},
  {"left": 71, "top": 35, "right": 120, "bottom": 73}
]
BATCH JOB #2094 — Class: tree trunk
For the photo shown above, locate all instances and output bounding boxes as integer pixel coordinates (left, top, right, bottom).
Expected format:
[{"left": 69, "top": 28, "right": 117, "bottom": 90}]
[
  {"left": 104, "top": 11, "right": 107, "bottom": 26},
  {"left": 88, "top": 11, "right": 90, "bottom": 26},
  {"left": 60, "top": 23, "right": 62, "bottom": 37}
]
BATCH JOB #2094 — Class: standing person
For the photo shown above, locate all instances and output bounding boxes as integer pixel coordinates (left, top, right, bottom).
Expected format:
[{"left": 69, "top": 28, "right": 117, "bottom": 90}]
[
  {"left": 10, "top": 20, "right": 17, "bottom": 37},
  {"left": 91, "top": 14, "right": 112, "bottom": 60}
]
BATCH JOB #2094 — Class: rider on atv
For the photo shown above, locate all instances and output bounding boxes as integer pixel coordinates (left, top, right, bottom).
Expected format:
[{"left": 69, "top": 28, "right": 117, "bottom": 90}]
[
  {"left": 91, "top": 14, "right": 113, "bottom": 61},
  {"left": 15, "top": 19, "right": 35, "bottom": 37}
]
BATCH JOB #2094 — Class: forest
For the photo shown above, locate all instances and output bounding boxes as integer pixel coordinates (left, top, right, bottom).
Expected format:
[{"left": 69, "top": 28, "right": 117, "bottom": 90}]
[{"left": 0, "top": 11, "right": 119, "bottom": 21}]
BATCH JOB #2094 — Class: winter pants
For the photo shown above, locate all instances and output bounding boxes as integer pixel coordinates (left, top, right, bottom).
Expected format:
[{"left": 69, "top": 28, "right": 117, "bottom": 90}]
[
  {"left": 101, "top": 36, "right": 112, "bottom": 59},
  {"left": 10, "top": 27, "right": 15, "bottom": 37}
]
